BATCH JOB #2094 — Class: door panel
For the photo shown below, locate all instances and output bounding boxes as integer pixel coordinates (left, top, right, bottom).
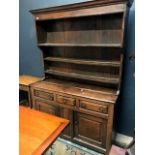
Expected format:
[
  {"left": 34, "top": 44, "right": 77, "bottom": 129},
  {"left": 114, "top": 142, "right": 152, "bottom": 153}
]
[
  {"left": 74, "top": 112, "right": 107, "bottom": 149},
  {"left": 59, "top": 108, "right": 73, "bottom": 139}
]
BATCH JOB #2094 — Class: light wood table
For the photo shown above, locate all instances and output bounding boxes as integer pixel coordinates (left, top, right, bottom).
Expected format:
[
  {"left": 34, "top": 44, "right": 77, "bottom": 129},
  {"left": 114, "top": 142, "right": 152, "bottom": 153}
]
[
  {"left": 19, "top": 106, "right": 69, "bottom": 155},
  {"left": 19, "top": 75, "right": 43, "bottom": 107}
]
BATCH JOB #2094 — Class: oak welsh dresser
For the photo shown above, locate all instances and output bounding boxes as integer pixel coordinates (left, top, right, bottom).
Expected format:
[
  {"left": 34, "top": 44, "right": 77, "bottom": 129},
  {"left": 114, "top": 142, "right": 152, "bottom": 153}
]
[{"left": 30, "top": 0, "right": 133, "bottom": 154}]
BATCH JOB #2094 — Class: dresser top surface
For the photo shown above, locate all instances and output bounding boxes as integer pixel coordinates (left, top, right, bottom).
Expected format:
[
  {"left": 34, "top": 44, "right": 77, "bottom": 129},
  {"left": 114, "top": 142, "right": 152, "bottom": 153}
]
[{"left": 31, "top": 79, "right": 118, "bottom": 103}]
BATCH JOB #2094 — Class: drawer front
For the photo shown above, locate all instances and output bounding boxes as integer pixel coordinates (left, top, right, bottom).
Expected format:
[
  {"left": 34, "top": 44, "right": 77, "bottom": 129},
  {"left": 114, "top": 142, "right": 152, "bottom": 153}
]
[
  {"left": 79, "top": 100, "right": 108, "bottom": 114},
  {"left": 34, "top": 99, "right": 59, "bottom": 115},
  {"left": 56, "top": 95, "right": 76, "bottom": 107},
  {"left": 34, "top": 89, "right": 54, "bottom": 101}
]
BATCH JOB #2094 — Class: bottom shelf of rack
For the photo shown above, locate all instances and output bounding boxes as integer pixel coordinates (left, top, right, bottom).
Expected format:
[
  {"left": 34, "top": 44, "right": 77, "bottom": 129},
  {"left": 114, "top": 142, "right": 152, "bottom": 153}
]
[{"left": 45, "top": 68, "right": 119, "bottom": 85}]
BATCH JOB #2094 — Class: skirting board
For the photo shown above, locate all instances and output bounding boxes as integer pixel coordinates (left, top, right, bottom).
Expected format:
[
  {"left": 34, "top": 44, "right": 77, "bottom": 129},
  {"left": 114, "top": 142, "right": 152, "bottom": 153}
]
[{"left": 112, "top": 132, "right": 134, "bottom": 148}]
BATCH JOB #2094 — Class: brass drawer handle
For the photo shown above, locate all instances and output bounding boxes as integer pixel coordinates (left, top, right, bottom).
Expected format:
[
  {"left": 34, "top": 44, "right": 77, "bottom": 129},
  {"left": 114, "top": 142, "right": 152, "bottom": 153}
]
[
  {"left": 48, "top": 95, "right": 53, "bottom": 100},
  {"left": 58, "top": 96, "right": 76, "bottom": 106},
  {"left": 62, "top": 98, "right": 67, "bottom": 104},
  {"left": 64, "top": 99, "right": 76, "bottom": 106},
  {"left": 34, "top": 91, "right": 40, "bottom": 96},
  {"left": 80, "top": 103, "right": 86, "bottom": 108},
  {"left": 34, "top": 90, "right": 53, "bottom": 100},
  {"left": 99, "top": 107, "right": 107, "bottom": 113}
]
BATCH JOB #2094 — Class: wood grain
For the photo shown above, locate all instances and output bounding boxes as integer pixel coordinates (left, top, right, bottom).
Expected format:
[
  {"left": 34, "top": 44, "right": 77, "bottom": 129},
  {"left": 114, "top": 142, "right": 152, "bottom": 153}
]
[
  {"left": 32, "top": 4, "right": 125, "bottom": 21},
  {"left": 30, "top": 0, "right": 132, "bottom": 14},
  {"left": 19, "top": 106, "right": 69, "bottom": 155},
  {"left": 44, "top": 57, "right": 121, "bottom": 67},
  {"left": 45, "top": 67, "right": 119, "bottom": 85},
  {"left": 46, "top": 30, "right": 123, "bottom": 46},
  {"left": 31, "top": 80, "right": 118, "bottom": 103}
]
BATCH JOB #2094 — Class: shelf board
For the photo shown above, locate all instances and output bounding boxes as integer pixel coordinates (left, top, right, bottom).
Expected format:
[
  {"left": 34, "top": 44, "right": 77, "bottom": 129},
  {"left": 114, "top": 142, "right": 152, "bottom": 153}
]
[
  {"left": 45, "top": 68, "right": 119, "bottom": 84},
  {"left": 44, "top": 57, "right": 121, "bottom": 67},
  {"left": 38, "top": 43, "right": 122, "bottom": 47}
]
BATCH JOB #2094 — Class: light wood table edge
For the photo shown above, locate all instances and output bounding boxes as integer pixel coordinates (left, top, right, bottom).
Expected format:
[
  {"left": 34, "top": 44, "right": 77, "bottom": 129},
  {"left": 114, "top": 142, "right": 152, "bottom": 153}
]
[
  {"left": 32, "top": 121, "right": 69, "bottom": 155},
  {"left": 19, "top": 76, "right": 44, "bottom": 107}
]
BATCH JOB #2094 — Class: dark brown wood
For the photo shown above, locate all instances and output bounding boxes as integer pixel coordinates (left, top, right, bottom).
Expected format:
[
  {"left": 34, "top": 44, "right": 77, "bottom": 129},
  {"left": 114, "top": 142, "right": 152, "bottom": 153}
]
[
  {"left": 35, "top": 11, "right": 124, "bottom": 88},
  {"left": 34, "top": 98, "right": 59, "bottom": 116},
  {"left": 34, "top": 89, "right": 54, "bottom": 101},
  {"left": 31, "top": 80, "right": 118, "bottom": 103},
  {"left": 31, "top": 2, "right": 129, "bottom": 21},
  {"left": 42, "top": 47, "right": 122, "bottom": 61},
  {"left": 105, "top": 104, "right": 114, "bottom": 155},
  {"left": 30, "top": 0, "right": 132, "bottom": 14},
  {"left": 38, "top": 30, "right": 123, "bottom": 47},
  {"left": 30, "top": 81, "right": 116, "bottom": 154},
  {"left": 73, "top": 112, "right": 107, "bottom": 153},
  {"left": 79, "top": 100, "right": 108, "bottom": 114},
  {"left": 45, "top": 67, "right": 119, "bottom": 85},
  {"left": 44, "top": 57, "right": 121, "bottom": 67},
  {"left": 56, "top": 95, "right": 76, "bottom": 107},
  {"left": 59, "top": 108, "right": 73, "bottom": 140},
  {"left": 30, "top": 0, "right": 131, "bottom": 154}
]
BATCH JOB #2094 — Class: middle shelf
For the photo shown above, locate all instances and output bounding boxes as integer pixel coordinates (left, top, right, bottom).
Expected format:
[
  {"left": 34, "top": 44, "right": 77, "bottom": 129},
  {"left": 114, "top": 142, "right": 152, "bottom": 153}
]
[
  {"left": 44, "top": 57, "right": 121, "bottom": 67},
  {"left": 37, "top": 29, "right": 123, "bottom": 47}
]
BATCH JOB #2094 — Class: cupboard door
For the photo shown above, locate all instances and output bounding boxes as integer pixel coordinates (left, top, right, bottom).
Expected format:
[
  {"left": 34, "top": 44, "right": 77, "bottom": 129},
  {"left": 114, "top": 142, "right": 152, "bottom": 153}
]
[
  {"left": 59, "top": 108, "right": 73, "bottom": 139},
  {"left": 73, "top": 112, "right": 107, "bottom": 151},
  {"left": 35, "top": 99, "right": 59, "bottom": 116}
]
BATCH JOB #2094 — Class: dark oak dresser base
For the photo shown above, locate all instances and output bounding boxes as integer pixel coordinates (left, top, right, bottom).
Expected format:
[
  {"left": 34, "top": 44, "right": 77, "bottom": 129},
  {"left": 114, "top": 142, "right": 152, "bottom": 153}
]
[{"left": 31, "top": 79, "right": 117, "bottom": 154}]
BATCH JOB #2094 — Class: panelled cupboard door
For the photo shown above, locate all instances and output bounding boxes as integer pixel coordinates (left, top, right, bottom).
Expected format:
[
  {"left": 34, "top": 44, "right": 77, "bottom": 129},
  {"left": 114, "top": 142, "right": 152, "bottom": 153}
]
[
  {"left": 34, "top": 99, "right": 59, "bottom": 116},
  {"left": 59, "top": 108, "right": 73, "bottom": 139},
  {"left": 73, "top": 112, "right": 107, "bottom": 150}
]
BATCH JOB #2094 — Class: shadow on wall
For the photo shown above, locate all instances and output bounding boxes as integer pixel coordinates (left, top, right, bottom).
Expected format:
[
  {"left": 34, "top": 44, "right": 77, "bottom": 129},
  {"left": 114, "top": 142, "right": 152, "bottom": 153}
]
[{"left": 114, "top": 2, "right": 135, "bottom": 136}]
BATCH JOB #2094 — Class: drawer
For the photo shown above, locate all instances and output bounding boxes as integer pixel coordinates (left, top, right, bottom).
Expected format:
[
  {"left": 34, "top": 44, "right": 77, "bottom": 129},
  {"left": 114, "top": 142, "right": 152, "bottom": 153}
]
[
  {"left": 56, "top": 95, "right": 76, "bottom": 107},
  {"left": 79, "top": 100, "right": 108, "bottom": 114},
  {"left": 34, "top": 89, "right": 54, "bottom": 101}
]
